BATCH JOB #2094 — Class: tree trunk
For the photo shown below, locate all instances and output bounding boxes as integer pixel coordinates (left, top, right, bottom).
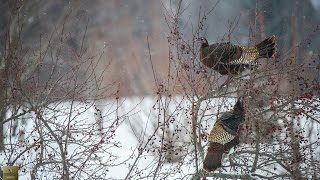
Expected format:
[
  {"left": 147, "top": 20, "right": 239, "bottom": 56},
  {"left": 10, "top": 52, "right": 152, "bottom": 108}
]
[{"left": 0, "top": 56, "right": 8, "bottom": 151}]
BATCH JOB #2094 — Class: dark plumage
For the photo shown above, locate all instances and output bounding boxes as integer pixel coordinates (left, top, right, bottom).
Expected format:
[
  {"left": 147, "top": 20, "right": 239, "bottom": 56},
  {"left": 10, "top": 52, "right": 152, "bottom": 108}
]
[
  {"left": 203, "top": 97, "right": 245, "bottom": 172},
  {"left": 200, "top": 36, "right": 276, "bottom": 85}
]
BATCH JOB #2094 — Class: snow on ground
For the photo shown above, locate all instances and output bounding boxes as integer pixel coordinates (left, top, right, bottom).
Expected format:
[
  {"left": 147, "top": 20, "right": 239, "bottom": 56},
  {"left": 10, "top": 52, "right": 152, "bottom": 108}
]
[
  {"left": 0, "top": 96, "right": 236, "bottom": 179},
  {"left": 1, "top": 96, "right": 319, "bottom": 179}
]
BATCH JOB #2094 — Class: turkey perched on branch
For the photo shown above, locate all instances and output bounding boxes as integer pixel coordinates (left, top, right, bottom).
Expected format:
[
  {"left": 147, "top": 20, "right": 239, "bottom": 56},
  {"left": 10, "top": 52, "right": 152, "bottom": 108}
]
[
  {"left": 203, "top": 97, "right": 245, "bottom": 172},
  {"left": 199, "top": 36, "right": 276, "bottom": 86}
]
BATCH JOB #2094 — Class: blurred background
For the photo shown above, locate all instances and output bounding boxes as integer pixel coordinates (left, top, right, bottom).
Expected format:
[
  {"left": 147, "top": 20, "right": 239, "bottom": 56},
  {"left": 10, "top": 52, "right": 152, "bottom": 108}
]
[
  {"left": 1, "top": 1, "right": 320, "bottom": 178},
  {"left": 0, "top": 0, "right": 319, "bottom": 97}
]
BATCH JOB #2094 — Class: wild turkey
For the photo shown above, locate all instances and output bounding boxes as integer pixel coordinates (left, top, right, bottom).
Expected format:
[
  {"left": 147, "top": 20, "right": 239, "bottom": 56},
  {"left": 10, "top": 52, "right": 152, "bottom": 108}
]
[
  {"left": 199, "top": 36, "right": 276, "bottom": 86},
  {"left": 203, "top": 97, "right": 245, "bottom": 172}
]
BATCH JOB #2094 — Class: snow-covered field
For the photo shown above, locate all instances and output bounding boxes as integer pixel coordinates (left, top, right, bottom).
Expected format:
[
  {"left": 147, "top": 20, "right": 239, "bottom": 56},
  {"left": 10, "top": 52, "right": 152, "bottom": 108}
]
[{"left": 1, "top": 96, "right": 320, "bottom": 179}]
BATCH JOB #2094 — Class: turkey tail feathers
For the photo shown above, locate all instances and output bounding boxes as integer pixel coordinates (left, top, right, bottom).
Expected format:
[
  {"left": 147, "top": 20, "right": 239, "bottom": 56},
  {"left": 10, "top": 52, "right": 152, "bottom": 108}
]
[
  {"left": 256, "top": 35, "right": 276, "bottom": 58},
  {"left": 203, "top": 142, "right": 224, "bottom": 172}
]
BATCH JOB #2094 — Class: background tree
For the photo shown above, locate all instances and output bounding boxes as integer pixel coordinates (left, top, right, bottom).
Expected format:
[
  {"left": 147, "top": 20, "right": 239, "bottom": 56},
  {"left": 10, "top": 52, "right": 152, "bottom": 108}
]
[{"left": 1, "top": 0, "right": 320, "bottom": 179}]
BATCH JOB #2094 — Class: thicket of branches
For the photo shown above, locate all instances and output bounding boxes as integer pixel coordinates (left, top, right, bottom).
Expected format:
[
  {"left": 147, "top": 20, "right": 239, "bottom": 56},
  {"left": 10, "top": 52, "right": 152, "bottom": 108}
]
[
  {"left": 0, "top": 2, "right": 122, "bottom": 179},
  {"left": 1, "top": 1, "right": 320, "bottom": 180},
  {"left": 125, "top": 1, "right": 320, "bottom": 179}
]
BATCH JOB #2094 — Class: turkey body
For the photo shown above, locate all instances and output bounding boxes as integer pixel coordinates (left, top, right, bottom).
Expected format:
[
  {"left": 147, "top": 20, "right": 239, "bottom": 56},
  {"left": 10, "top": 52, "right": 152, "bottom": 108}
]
[
  {"left": 203, "top": 97, "right": 245, "bottom": 172},
  {"left": 200, "top": 36, "right": 276, "bottom": 75}
]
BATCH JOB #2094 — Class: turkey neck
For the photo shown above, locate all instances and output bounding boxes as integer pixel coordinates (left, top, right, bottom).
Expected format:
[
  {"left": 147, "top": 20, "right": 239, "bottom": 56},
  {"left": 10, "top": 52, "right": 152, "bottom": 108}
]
[{"left": 200, "top": 46, "right": 217, "bottom": 68}]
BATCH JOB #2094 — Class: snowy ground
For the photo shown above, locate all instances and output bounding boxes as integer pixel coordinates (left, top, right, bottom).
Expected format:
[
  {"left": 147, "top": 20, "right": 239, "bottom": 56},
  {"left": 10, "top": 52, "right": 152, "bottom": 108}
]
[{"left": 1, "top": 96, "right": 319, "bottom": 179}]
